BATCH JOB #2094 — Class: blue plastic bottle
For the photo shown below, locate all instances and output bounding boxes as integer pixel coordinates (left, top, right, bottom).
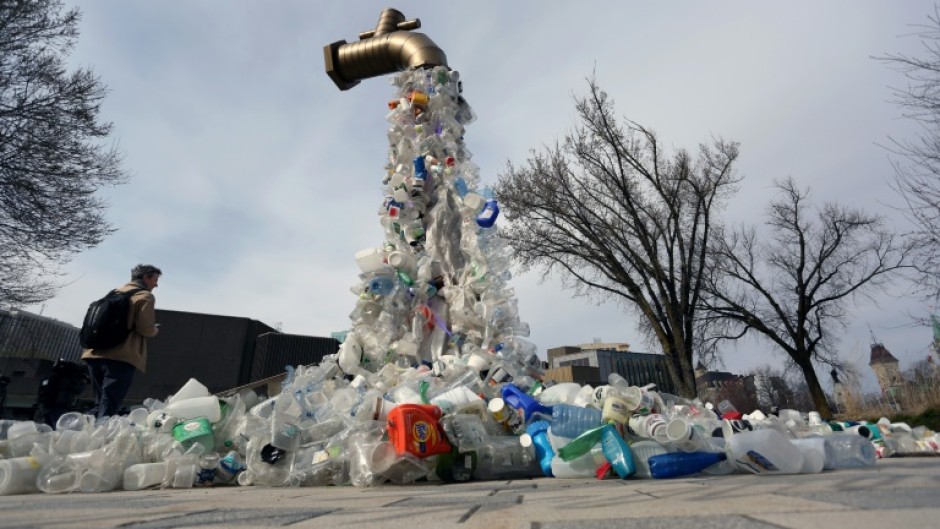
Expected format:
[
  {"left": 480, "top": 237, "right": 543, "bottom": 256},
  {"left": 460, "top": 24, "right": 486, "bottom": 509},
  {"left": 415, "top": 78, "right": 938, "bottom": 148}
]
[
  {"left": 476, "top": 199, "right": 500, "bottom": 228},
  {"left": 367, "top": 276, "right": 395, "bottom": 296},
  {"left": 648, "top": 451, "right": 726, "bottom": 479},
  {"left": 526, "top": 420, "right": 555, "bottom": 477},
  {"left": 500, "top": 384, "right": 552, "bottom": 423},
  {"left": 550, "top": 403, "right": 602, "bottom": 439},
  {"left": 600, "top": 425, "right": 636, "bottom": 479}
]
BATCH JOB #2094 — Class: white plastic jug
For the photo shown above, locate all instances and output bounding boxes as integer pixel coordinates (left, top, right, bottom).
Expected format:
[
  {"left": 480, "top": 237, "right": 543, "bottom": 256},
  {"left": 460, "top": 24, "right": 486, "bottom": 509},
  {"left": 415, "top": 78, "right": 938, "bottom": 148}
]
[
  {"left": 124, "top": 462, "right": 169, "bottom": 491},
  {"left": 167, "top": 378, "right": 210, "bottom": 404},
  {"left": 163, "top": 396, "right": 221, "bottom": 423},
  {"left": 538, "top": 383, "right": 582, "bottom": 405},
  {"left": 790, "top": 437, "right": 825, "bottom": 474},
  {"left": 0, "top": 455, "right": 47, "bottom": 495},
  {"left": 728, "top": 428, "right": 803, "bottom": 475}
]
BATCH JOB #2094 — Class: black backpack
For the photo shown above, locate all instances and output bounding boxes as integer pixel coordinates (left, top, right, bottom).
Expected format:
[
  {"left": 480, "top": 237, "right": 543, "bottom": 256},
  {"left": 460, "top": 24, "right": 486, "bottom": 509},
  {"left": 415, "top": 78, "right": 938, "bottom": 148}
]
[{"left": 79, "top": 288, "right": 143, "bottom": 349}]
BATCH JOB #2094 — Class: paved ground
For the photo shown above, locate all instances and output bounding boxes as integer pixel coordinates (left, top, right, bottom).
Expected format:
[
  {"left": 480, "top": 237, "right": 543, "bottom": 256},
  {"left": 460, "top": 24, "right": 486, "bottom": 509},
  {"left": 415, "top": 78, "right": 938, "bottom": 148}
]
[{"left": 1, "top": 457, "right": 938, "bottom": 529}]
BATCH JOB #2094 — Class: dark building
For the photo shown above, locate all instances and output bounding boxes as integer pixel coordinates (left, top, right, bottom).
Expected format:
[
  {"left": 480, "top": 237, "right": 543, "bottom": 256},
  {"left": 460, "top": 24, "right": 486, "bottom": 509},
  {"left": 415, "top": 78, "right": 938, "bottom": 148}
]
[
  {"left": 0, "top": 309, "right": 84, "bottom": 420},
  {"left": 548, "top": 343, "right": 677, "bottom": 394},
  {"left": 0, "top": 308, "right": 339, "bottom": 418}
]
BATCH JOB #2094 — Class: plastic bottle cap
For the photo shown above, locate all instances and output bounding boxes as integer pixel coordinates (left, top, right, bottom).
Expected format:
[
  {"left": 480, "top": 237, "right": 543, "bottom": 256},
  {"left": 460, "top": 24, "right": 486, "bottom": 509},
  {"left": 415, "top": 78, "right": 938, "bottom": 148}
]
[{"left": 519, "top": 434, "right": 533, "bottom": 448}]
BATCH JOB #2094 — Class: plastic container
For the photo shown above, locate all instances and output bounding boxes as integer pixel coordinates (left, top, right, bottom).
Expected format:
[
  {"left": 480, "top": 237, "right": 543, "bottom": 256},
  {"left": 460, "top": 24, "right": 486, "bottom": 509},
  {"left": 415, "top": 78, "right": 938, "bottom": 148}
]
[
  {"left": 630, "top": 440, "right": 669, "bottom": 479},
  {"left": 823, "top": 433, "right": 877, "bottom": 469},
  {"left": 600, "top": 425, "right": 636, "bottom": 478},
  {"left": 0, "top": 455, "right": 46, "bottom": 495},
  {"left": 790, "top": 437, "right": 825, "bottom": 474},
  {"left": 501, "top": 384, "right": 553, "bottom": 423},
  {"left": 665, "top": 418, "right": 710, "bottom": 453},
  {"left": 386, "top": 404, "right": 452, "bottom": 458},
  {"left": 167, "top": 378, "right": 210, "bottom": 404},
  {"left": 430, "top": 386, "right": 481, "bottom": 414},
  {"left": 164, "top": 396, "right": 222, "bottom": 423},
  {"left": 123, "top": 462, "right": 169, "bottom": 491},
  {"left": 537, "top": 382, "right": 582, "bottom": 405},
  {"left": 487, "top": 397, "right": 525, "bottom": 435},
  {"left": 628, "top": 413, "right": 669, "bottom": 442},
  {"left": 648, "top": 451, "right": 727, "bottom": 479},
  {"left": 728, "top": 428, "right": 803, "bottom": 475},
  {"left": 550, "top": 404, "right": 602, "bottom": 439},
  {"left": 473, "top": 436, "right": 541, "bottom": 480},
  {"left": 173, "top": 417, "right": 215, "bottom": 452},
  {"left": 550, "top": 445, "right": 605, "bottom": 478},
  {"left": 524, "top": 420, "right": 555, "bottom": 476},
  {"left": 355, "top": 247, "right": 385, "bottom": 273}
]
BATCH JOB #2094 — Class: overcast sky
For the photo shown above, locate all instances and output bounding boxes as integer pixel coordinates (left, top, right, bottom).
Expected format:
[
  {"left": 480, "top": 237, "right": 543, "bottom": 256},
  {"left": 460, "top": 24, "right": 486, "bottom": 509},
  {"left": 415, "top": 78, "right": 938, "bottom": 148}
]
[{"left": 26, "top": 1, "right": 939, "bottom": 394}]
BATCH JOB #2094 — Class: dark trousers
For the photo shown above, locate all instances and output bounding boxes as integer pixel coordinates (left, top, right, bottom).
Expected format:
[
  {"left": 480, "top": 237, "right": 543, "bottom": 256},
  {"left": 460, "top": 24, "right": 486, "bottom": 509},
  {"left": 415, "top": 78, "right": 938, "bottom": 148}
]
[{"left": 85, "top": 359, "right": 135, "bottom": 419}]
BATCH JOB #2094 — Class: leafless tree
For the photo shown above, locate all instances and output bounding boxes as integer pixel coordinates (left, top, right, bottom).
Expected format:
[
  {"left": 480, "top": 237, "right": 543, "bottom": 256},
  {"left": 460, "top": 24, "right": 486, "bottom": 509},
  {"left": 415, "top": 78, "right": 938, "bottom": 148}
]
[
  {"left": 0, "top": 0, "right": 126, "bottom": 307},
  {"left": 495, "top": 78, "right": 741, "bottom": 397},
  {"left": 877, "top": 6, "right": 940, "bottom": 305},
  {"left": 746, "top": 364, "right": 795, "bottom": 413},
  {"left": 702, "top": 178, "right": 909, "bottom": 418}
]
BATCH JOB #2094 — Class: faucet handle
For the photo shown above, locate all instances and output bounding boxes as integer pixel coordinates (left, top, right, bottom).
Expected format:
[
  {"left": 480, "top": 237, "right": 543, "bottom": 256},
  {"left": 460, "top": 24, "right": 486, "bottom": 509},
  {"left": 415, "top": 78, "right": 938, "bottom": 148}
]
[
  {"left": 397, "top": 19, "right": 420, "bottom": 31},
  {"left": 359, "top": 18, "right": 420, "bottom": 40}
]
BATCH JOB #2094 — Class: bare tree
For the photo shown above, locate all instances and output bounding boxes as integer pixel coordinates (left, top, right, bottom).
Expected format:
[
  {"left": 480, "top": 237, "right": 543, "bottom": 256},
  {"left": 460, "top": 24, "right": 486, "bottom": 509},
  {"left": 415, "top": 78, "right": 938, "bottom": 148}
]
[
  {"left": 0, "top": 0, "right": 126, "bottom": 306},
  {"left": 746, "top": 364, "right": 794, "bottom": 413},
  {"left": 877, "top": 6, "right": 940, "bottom": 304},
  {"left": 495, "top": 78, "right": 741, "bottom": 397},
  {"left": 702, "top": 178, "right": 909, "bottom": 418}
]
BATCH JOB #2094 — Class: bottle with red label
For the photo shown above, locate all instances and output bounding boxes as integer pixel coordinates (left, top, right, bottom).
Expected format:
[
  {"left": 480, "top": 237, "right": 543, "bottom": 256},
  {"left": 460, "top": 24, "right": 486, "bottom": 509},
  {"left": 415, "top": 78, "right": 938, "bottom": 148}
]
[{"left": 386, "top": 404, "right": 452, "bottom": 458}]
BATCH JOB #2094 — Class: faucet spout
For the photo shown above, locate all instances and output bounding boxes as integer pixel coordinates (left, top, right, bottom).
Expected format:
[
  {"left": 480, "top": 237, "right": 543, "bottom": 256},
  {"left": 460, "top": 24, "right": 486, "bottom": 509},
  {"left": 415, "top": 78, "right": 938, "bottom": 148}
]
[{"left": 324, "top": 8, "right": 448, "bottom": 91}]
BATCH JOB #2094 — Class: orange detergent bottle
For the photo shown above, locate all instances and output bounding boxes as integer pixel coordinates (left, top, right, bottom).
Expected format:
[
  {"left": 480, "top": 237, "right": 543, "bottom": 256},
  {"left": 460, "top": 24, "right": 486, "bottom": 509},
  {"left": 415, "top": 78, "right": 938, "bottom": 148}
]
[{"left": 387, "top": 404, "right": 452, "bottom": 458}]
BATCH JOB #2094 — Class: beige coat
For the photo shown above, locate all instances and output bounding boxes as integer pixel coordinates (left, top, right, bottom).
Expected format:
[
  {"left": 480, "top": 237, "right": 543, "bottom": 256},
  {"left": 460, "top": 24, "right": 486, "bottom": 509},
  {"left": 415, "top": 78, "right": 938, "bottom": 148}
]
[{"left": 81, "top": 281, "right": 158, "bottom": 373}]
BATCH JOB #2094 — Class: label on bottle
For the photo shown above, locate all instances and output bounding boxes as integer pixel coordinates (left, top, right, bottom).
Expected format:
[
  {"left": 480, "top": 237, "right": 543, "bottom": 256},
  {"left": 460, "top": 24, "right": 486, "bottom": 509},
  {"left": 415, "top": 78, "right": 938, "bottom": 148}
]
[{"left": 737, "top": 450, "right": 779, "bottom": 473}]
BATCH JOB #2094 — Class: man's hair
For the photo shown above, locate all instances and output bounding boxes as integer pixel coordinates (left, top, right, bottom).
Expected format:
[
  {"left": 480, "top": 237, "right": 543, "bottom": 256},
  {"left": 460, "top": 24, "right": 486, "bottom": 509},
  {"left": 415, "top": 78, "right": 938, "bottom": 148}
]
[{"left": 131, "top": 264, "right": 162, "bottom": 281}]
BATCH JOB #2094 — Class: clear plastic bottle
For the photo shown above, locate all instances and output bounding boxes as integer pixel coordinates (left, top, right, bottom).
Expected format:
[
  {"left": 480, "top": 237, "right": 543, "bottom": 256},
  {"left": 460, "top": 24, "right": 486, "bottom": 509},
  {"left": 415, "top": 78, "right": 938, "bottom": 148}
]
[
  {"left": 473, "top": 435, "right": 541, "bottom": 480},
  {"left": 823, "top": 433, "right": 876, "bottom": 469},
  {"left": 550, "top": 404, "right": 602, "bottom": 439}
]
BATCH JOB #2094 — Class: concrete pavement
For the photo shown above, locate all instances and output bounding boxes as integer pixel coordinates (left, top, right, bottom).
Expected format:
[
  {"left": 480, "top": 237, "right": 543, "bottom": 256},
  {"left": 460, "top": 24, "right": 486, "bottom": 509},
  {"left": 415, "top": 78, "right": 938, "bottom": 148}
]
[{"left": 1, "top": 457, "right": 938, "bottom": 529}]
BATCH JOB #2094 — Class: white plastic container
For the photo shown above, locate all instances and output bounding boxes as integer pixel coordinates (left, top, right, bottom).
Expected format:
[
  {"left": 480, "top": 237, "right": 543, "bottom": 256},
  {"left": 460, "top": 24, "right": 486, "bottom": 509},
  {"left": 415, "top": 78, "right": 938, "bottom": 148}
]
[
  {"left": 728, "top": 428, "right": 803, "bottom": 475},
  {"left": 550, "top": 446, "right": 606, "bottom": 478},
  {"left": 790, "top": 437, "right": 825, "bottom": 474},
  {"left": 124, "top": 462, "right": 169, "bottom": 491},
  {"left": 538, "top": 382, "right": 582, "bottom": 405},
  {"left": 630, "top": 440, "right": 669, "bottom": 479},
  {"left": 355, "top": 247, "right": 386, "bottom": 273},
  {"left": 0, "top": 455, "right": 46, "bottom": 495},
  {"left": 430, "top": 386, "right": 481, "bottom": 414},
  {"left": 163, "top": 396, "right": 221, "bottom": 423},
  {"left": 167, "top": 378, "right": 210, "bottom": 404},
  {"left": 665, "top": 418, "right": 709, "bottom": 453}
]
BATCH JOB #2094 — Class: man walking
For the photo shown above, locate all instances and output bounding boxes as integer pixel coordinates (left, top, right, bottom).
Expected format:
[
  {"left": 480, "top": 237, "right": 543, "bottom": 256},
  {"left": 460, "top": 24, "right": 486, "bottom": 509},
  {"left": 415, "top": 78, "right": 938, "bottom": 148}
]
[{"left": 82, "top": 264, "right": 161, "bottom": 419}]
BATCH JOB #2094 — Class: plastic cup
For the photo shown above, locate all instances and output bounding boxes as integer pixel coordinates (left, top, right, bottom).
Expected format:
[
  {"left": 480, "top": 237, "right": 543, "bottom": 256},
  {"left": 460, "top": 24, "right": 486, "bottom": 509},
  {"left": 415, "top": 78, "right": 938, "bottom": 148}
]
[{"left": 666, "top": 418, "right": 708, "bottom": 452}]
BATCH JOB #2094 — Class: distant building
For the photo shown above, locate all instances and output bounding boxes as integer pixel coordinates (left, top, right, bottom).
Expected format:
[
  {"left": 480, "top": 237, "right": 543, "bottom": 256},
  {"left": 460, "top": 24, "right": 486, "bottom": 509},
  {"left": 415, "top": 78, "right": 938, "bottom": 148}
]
[
  {"left": 869, "top": 341, "right": 903, "bottom": 405},
  {"left": 547, "top": 343, "right": 677, "bottom": 393},
  {"left": 694, "top": 362, "right": 792, "bottom": 412}
]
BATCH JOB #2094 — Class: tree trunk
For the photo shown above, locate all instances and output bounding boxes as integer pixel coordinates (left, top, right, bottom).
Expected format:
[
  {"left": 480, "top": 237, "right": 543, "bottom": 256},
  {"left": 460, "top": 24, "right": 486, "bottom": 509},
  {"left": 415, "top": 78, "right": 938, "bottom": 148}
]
[{"left": 796, "top": 358, "right": 833, "bottom": 419}]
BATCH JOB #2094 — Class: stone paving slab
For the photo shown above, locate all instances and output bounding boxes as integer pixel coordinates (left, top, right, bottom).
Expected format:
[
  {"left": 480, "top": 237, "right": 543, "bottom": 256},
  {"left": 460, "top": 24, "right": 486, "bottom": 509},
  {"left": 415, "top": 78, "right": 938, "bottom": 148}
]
[{"left": 0, "top": 458, "right": 937, "bottom": 529}]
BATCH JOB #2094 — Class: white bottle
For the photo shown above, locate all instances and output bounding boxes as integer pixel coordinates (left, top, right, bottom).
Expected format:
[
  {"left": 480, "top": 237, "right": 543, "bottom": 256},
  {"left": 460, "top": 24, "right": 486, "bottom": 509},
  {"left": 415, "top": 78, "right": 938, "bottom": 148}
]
[
  {"left": 163, "top": 396, "right": 221, "bottom": 423},
  {"left": 167, "top": 378, "right": 210, "bottom": 404},
  {"left": 550, "top": 445, "right": 606, "bottom": 478},
  {"left": 123, "top": 462, "right": 169, "bottom": 491},
  {"left": 728, "top": 428, "right": 803, "bottom": 475},
  {"left": 0, "top": 454, "right": 50, "bottom": 495},
  {"left": 790, "top": 437, "right": 825, "bottom": 474}
]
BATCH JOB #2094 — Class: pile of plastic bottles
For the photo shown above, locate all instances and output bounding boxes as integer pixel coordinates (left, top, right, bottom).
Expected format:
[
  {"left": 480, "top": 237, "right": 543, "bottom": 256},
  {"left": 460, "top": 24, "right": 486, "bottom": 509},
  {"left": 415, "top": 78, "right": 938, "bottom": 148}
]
[{"left": 2, "top": 368, "right": 939, "bottom": 495}]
